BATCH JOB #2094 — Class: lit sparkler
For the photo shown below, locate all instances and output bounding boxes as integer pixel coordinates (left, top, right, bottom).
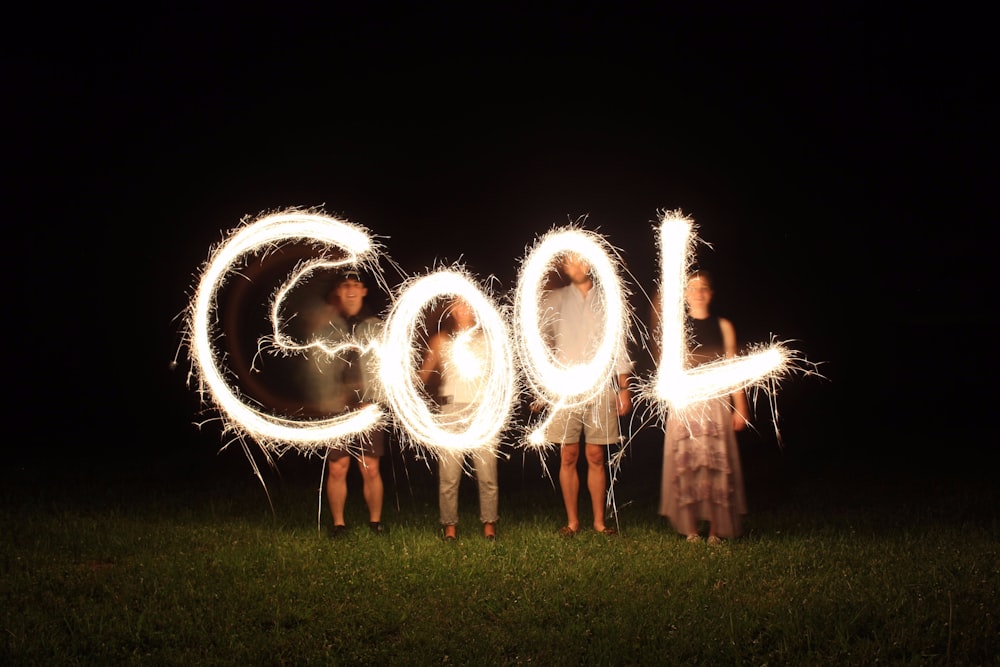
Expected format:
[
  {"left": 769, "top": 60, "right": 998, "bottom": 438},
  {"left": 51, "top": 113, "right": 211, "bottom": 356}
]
[
  {"left": 185, "top": 208, "right": 384, "bottom": 455},
  {"left": 648, "top": 210, "right": 793, "bottom": 415},
  {"left": 380, "top": 269, "right": 517, "bottom": 455}
]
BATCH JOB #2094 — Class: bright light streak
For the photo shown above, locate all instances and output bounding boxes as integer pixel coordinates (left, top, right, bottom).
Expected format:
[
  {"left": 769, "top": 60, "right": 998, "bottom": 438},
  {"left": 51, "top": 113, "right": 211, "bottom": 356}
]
[
  {"left": 650, "top": 210, "right": 792, "bottom": 413},
  {"left": 185, "top": 206, "right": 805, "bottom": 464},
  {"left": 449, "top": 330, "right": 485, "bottom": 381},
  {"left": 185, "top": 208, "right": 383, "bottom": 455},
  {"left": 379, "top": 269, "right": 517, "bottom": 455},
  {"left": 514, "top": 227, "right": 630, "bottom": 447}
]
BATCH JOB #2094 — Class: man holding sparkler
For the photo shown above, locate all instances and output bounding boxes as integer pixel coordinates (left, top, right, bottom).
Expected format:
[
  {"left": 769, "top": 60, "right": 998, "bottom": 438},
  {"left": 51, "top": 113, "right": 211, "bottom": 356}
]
[
  {"left": 305, "top": 269, "right": 388, "bottom": 538},
  {"left": 542, "top": 253, "right": 633, "bottom": 536}
]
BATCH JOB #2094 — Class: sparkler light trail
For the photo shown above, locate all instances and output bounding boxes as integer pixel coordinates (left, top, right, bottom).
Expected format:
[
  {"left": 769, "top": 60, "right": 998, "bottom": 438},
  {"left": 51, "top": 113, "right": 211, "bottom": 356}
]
[
  {"left": 648, "top": 210, "right": 793, "bottom": 415},
  {"left": 184, "top": 207, "right": 803, "bottom": 467},
  {"left": 379, "top": 269, "right": 517, "bottom": 455},
  {"left": 513, "top": 227, "right": 630, "bottom": 447},
  {"left": 184, "top": 208, "right": 384, "bottom": 456}
]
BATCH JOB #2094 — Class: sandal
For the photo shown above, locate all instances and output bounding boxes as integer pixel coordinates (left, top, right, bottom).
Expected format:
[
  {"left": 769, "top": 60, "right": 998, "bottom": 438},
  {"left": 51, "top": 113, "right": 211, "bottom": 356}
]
[
  {"left": 558, "top": 525, "right": 578, "bottom": 538},
  {"left": 599, "top": 527, "right": 617, "bottom": 536}
]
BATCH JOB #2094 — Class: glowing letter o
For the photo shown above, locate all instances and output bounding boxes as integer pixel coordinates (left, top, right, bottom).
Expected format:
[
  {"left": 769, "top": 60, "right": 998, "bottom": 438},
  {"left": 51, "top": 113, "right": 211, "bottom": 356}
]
[
  {"left": 380, "top": 270, "right": 516, "bottom": 454},
  {"left": 514, "top": 228, "right": 628, "bottom": 409}
]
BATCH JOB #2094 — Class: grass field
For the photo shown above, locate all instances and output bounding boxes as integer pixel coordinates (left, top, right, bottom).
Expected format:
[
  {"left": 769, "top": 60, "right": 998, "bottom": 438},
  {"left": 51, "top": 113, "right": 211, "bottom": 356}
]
[{"left": 2, "top": 439, "right": 997, "bottom": 666}]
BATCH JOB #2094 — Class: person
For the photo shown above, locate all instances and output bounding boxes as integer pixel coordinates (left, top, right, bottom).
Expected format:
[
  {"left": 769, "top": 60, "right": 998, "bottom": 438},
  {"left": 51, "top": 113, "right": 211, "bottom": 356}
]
[
  {"left": 418, "top": 297, "right": 499, "bottom": 541},
  {"left": 303, "top": 269, "right": 387, "bottom": 538},
  {"left": 656, "top": 270, "right": 750, "bottom": 544},
  {"left": 540, "top": 252, "right": 633, "bottom": 537}
]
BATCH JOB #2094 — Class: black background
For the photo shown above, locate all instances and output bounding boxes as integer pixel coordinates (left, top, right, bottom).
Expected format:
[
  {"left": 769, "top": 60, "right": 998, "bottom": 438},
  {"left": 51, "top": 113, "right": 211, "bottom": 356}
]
[{"left": 6, "top": 6, "right": 995, "bottom": 492}]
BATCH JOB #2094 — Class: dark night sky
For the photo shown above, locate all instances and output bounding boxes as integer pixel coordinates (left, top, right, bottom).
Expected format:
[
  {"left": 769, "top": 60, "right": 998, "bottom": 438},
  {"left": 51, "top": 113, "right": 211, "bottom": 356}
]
[{"left": 6, "top": 6, "right": 995, "bottom": 482}]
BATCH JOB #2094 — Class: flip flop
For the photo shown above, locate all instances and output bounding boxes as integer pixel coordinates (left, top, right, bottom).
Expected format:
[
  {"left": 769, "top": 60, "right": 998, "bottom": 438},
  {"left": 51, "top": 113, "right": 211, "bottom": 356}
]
[{"left": 558, "top": 526, "right": 578, "bottom": 537}]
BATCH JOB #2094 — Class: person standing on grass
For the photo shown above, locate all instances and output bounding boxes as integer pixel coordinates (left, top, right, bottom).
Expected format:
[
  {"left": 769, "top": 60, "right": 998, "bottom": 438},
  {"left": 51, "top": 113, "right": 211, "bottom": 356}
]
[
  {"left": 654, "top": 270, "right": 750, "bottom": 544},
  {"left": 539, "top": 252, "right": 633, "bottom": 537},
  {"left": 418, "top": 296, "right": 500, "bottom": 541},
  {"left": 303, "top": 269, "right": 388, "bottom": 538}
]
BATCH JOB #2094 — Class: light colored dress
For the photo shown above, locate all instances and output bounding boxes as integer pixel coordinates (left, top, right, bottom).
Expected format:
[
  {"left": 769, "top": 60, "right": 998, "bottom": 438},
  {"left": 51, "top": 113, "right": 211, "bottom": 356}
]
[{"left": 658, "top": 316, "right": 747, "bottom": 538}]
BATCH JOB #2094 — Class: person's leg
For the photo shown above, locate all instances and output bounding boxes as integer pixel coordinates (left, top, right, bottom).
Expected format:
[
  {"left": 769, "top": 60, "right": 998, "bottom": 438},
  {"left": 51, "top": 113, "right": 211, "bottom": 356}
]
[
  {"left": 585, "top": 443, "right": 608, "bottom": 532},
  {"left": 439, "top": 453, "right": 462, "bottom": 530},
  {"left": 357, "top": 455, "right": 383, "bottom": 523},
  {"left": 475, "top": 453, "right": 499, "bottom": 525},
  {"left": 326, "top": 455, "right": 351, "bottom": 527},
  {"left": 559, "top": 443, "right": 581, "bottom": 532},
  {"left": 473, "top": 453, "right": 499, "bottom": 539}
]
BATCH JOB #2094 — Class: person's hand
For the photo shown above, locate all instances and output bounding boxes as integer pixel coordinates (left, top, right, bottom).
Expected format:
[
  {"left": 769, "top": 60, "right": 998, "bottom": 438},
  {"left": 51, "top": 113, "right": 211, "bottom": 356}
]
[
  {"left": 617, "top": 388, "right": 632, "bottom": 416},
  {"left": 732, "top": 411, "right": 749, "bottom": 432}
]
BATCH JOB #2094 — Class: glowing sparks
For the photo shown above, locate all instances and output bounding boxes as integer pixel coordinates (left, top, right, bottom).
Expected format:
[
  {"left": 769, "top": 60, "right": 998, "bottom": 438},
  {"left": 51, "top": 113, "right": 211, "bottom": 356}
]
[
  {"left": 184, "top": 207, "right": 803, "bottom": 463},
  {"left": 449, "top": 330, "right": 486, "bottom": 381},
  {"left": 514, "top": 227, "right": 630, "bottom": 447},
  {"left": 380, "top": 269, "right": 517, "bottom": 455},
  {"left": 185, "top": 209, "right": 384, "bottom": 455},
  {"left": 649, "top": 210, "right": 792, "bottom": 413}
]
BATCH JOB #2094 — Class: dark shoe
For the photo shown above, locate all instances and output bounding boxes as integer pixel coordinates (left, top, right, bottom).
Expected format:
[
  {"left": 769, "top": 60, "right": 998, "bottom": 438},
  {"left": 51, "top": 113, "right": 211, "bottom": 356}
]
[
  {"left": 369, "top": 521, "right": 387, "bottom": 535},
  {"left": 327, "top": 524, "right": 348, "bottom": 540},
  {"left": 558, "top": 525, "right": 578, "bottom": 538},
  {"left": 483, "top": 522, "right": 496, "bottom": 541}
]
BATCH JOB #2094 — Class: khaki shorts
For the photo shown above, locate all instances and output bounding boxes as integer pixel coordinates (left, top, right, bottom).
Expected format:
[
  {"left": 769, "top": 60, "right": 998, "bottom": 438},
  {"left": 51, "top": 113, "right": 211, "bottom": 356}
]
[
  {"left": 545, "top": 385, "right": 621, "bottom": 446},
  {"left": 328, "top": 428, "right": 386, "bottom": 460}
]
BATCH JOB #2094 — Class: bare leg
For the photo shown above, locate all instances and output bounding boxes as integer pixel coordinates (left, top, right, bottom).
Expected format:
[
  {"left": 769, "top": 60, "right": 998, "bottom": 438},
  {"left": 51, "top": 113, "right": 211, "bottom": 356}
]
[
  {"left": 326, "top": 456, "right": 350, "bottom": 526},
  {"left": 585, "top": 443, "right": 607, "bottom": 531},
  {"left": 357, "top": 455, "right": 383, "bottom": 523},
  {"left": 559, "top": 443, "right": 581, "bottom": 532}
]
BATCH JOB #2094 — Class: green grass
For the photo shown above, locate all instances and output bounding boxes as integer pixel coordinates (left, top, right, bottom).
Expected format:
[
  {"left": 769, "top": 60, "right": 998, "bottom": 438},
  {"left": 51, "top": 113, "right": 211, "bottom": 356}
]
[{"left": 2, "top": 467, "right": 997, "bottom": 666}]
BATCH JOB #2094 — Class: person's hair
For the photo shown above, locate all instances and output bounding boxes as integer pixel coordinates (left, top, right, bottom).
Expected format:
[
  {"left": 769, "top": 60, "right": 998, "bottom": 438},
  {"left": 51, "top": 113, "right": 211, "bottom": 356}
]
[{"left": 687, "top": 269, "right": 713, "bottom": 288}]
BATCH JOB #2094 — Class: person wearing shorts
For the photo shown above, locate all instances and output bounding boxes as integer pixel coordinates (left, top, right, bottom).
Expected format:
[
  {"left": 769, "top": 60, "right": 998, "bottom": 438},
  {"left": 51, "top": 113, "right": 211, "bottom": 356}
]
[
  {"left": 304, "top": 269, "right": 388, "bottom": 538},
  {"left": 541, "top": 252, "right": 632, "bottom": 536}
]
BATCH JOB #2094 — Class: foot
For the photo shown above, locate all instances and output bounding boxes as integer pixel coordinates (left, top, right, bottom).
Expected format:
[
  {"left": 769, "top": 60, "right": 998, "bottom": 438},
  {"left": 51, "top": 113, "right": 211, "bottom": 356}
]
[
  {"left": 707, "top": 535, "right": 723, "bottom": 546},
  {"left": 369, "top": 521, "right": 387, "bottom": 535},
  {"left": 483, "top": 522, "right": 496, "bottom": 541},
  {"left": 686, "top": 533, "right": 702, "bottom": 543},
  {"left": 598, "top": 526, "right": 617, "bottom": 536},
  {"left": 443, "top": 524, "right": 457, "bottom": 541},
  {"left": 328, "top": 524, "right": 348, "bottom": 540},
  {"left": 558, "top": 525, "right": 578, "bottom": 538}
]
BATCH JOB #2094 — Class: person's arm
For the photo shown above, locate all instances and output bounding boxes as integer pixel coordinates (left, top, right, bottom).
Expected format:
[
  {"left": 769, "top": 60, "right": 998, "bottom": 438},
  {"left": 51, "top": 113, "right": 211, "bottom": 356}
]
[
  {"left": 418, "top": 333, "right": 444, "bottom": 385},
  {"left": 719, "top": 317, "right": 750, "bottom": 431},
  {"left": 616, "top": 372, "right": 632, "bottom": 416}
]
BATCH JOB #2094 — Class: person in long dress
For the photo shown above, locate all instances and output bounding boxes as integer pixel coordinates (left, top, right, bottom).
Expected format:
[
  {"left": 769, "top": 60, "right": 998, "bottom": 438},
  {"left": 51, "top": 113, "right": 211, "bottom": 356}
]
[{"left": 657, "top": 271, "right": 750, "bottom": 544}]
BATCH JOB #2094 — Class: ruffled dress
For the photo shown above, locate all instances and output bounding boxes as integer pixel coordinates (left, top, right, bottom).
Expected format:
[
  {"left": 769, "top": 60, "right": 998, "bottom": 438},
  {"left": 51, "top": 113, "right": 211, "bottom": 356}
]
[{"left": 658, "top": 316, "right": 747, "bottom": 538}]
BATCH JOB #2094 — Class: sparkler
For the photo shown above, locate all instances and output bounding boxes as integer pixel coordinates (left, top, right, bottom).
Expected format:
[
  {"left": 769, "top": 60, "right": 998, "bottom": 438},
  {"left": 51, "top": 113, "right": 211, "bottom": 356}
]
[
  {"left": 513, "top": 227, "right": 630, "bottom": 447},
  {"left": 648, "top": 210, "right": 793, "bottom": 415},
  {"left": 380, "top": 269, "right": 517, "bottom": 455},
  {"left": 185, "top": 208, "right": 384, "bottom": 456}
]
